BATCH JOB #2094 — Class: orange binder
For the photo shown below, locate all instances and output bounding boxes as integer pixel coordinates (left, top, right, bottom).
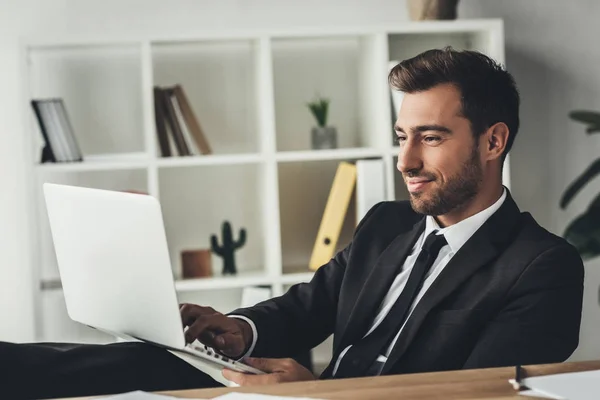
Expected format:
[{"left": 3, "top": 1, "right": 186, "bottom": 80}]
[{"left": 309, "top": 161, "right": 357, "bottom": 271}]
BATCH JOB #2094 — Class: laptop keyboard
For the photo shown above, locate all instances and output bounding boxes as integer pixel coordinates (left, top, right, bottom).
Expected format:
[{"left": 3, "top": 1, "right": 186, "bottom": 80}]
[{"left": 190, "top": 343, "right": 232, "bottom": 364}]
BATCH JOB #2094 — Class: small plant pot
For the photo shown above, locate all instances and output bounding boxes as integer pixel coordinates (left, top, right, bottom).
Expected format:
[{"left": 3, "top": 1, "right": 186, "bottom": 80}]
[
  {"left": 311, "top": 126, "right": 337, "bottom": 150},
  {"left": 181, "top": 249, "right": 213, "bottom": 279}
]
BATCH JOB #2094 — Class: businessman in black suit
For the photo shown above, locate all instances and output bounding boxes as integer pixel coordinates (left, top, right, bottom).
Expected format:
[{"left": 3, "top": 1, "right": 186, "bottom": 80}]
[
  {"left": 178, "top": 47, "right": 584, "bottom": 385},
  {"left": 1, "top": 47, "right": 584, "bottom": 397}
]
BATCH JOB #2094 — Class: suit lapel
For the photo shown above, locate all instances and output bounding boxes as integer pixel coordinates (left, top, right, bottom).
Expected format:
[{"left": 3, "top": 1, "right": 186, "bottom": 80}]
[
  {"left": 382, "top": 190, "right": 522, "bottom": 373},
  {"left": 335, "top": 217, "right": 426, "bottom": 355}
]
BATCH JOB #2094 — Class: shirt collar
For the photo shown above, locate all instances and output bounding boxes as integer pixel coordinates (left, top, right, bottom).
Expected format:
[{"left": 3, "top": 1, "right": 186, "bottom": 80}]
[{"left": 423, "top": 188, "right": 507, "bottom": 254}]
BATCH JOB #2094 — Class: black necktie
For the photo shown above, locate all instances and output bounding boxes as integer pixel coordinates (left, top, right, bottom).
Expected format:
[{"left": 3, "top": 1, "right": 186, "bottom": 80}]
[{"left": 334, "top": 230, "right": 448, "bottom": 378}]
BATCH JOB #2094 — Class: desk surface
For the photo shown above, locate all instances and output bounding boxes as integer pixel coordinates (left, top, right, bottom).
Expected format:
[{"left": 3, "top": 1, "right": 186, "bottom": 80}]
[{"left": 71, "top": 360, "right": 600, "bottom": 400}]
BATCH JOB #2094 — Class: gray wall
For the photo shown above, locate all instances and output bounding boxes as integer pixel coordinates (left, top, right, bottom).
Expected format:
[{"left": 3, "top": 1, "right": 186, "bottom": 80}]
[{"left": 459, "top": 0, "right": 600, "bottom": 361}]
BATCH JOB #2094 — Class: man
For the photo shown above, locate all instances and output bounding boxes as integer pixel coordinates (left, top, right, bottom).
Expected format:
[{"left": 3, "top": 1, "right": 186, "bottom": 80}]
[
  {"left": 2, "top": 47, "right": 584, "bottom": 398},
  {"left": 179, "top": 47, "right": 584, "bottom": 386}
]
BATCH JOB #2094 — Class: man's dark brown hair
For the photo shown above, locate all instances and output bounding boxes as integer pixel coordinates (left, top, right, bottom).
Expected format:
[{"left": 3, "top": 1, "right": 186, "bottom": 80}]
[{"left": 389, "top": 47, "right": 520, "bottom": 159}]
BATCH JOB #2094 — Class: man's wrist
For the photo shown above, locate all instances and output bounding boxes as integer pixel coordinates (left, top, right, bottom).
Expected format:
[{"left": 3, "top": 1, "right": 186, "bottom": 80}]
[
  {"left": 236, "top": 319, "right": 253, "bottom": 353},
  {"left": 229, "top": 315, "right": 258, "bottom": 359}
]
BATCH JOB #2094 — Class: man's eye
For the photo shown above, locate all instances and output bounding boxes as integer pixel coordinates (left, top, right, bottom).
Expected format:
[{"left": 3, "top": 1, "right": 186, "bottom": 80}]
[
  {"left": 424, "top": 136, "right": 441, "bottom": 143},
  {"left": 394, "top": 136, "right": 407, "bottom": 144}
]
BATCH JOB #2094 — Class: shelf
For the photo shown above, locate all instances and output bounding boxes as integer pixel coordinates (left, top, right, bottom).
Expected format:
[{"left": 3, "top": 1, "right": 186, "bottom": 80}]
[
  {"left": 278, "top": 160, "right": 357, "bottom": 274},
  {"left": 34, "top": 152, "right": 150, "bottom": 172},
  {"left": 272, "top": 35, "right": 381, "bottom": 152},
  {"left": 279, "top": 272, "right": 315, "bottom": 285},
  {"left": 387, "top": 146, "right": 400, "bottom": 156},
  {"left": 156, "top": 153, "right": 263, "bottom": 168},
  {"left": 35, "top": 160, "right": 149, "bottom": 173},
  {"left": 159, "top": 164, "right": 266, "bottom": 279},
  {"left": 152, "top": 40, "right": 260, "bottom": 155},
  {"left": 25, "top": 21, "right": 504, "bottom": 343},
  {"left": 175, "top": 271, "right": 274, "bottom": 292},
  {"left": 28, "top": 44, "right": 145, "bottom": 156},
  {"left": 41, "top": 271, "right": 274, "bottom": 293},
  {"left": 34, "top": 152, "right": 266, "bottom": 171},
  {"left": 276, "top": 147, "right": 382, "bottom": 163}
]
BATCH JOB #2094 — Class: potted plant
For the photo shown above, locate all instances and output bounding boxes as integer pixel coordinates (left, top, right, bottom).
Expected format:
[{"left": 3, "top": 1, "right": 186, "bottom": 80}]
[
  {"left": 559, "top": 110, "right": 600, "bottom": 260},
  {"left": 307, "top": 95, "right": 337, "bottom": 150}
]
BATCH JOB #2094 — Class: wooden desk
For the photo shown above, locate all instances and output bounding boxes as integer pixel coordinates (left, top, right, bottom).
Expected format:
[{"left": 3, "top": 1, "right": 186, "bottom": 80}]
[{"left": 71, "top": 360, "right": 600, "bottom": 400}]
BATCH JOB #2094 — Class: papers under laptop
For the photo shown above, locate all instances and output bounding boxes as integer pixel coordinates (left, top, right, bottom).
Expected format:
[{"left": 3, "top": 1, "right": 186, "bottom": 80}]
[
  {"left": 43, "top": 183, "right": 264, "bottom": 387},
  {"left": 511, "top": 370, "right": 600, "bottom": 400}
]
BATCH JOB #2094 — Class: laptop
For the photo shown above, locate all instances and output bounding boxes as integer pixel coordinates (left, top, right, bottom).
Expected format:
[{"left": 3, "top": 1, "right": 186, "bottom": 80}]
[{"left": 42, "top": 183, "right": 264, "bottom": 386}]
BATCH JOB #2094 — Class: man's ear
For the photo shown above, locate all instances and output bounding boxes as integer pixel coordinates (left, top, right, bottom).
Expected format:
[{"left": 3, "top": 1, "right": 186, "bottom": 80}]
[{"left": 484, "top": 122, "right": 509, "bottom": 160}]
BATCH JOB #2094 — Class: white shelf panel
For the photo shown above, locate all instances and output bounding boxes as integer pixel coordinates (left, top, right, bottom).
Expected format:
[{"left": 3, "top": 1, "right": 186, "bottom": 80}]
[
  {"left": 387, "top": 146, "right": 401, "bottom": 156},
  {"left": 23, "top": 19, "right": 502, "bottom": 48},
  {"left": 34, "top": 152, "right": 151, "bottom": 172},
  {"left": 276, "top": 147, "right": 383, "bottom": 163},
  {"left": 156, "top": 153, "right": 263, "bottom": 168},
  {"left": 41, "top": 270, "right": 275, "bottom": 293},
  {"left": 279, "top": 272, "right": 315, "bottom": 285},
  {"left": 175, "top": 271, "right": 274, "bottom": 292},
  {"left": 35, "top": 160, "right": 149, "bottom": 173}
]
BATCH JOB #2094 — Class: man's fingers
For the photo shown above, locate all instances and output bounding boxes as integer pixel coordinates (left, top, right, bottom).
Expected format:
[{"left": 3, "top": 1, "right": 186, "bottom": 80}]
[
  {"left": 179, "top": 304, "right": 217, "bottom": 327},
  {"left": 244, "top": 357, "right": 289, "bottom": 373},
  {"left": 184, "top": 315, "right": 235, "bottom": 344},
  {"left": 222, "top": 369, "right": 247, "bottom": 385},
  {"left": 184, "top": 317, "right": 216, "bottom": 344},
  {"left": 213, "top": 332, "right": 245, "bottom": 357},
  {"left": 222, "top": 369, "right": 279, "bottom": 386}
]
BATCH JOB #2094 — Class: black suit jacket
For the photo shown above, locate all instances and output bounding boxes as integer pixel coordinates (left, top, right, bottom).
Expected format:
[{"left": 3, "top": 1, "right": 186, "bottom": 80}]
[{"left": 232, "top": 190, "right": 584, "bottom": 377}]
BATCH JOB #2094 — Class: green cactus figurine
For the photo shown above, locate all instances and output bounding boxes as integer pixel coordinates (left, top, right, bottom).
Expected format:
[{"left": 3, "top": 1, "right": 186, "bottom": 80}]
[{"left": 211, "top": 221, "right": 246, "bottom": 275}]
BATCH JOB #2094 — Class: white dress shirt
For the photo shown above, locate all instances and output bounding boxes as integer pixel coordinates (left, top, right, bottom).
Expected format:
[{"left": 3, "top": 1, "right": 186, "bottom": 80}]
[{"left": 237, "top": 188, "right": 507, "bottom": 376}]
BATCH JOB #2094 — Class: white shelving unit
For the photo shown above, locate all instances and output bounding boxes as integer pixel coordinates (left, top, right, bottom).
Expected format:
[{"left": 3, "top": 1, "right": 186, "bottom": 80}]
[{"left": 22, "top": 20, "right": 506, "bottom": 361}]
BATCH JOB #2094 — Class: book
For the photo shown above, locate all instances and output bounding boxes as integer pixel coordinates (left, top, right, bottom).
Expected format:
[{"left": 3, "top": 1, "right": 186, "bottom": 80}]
[
  {"left": 309, "top": 162, "right": 357, "bottom": 271},
  {"left": 167, "top": 89, "right": 200, "bottom": 156},
  {"left": 172, "top": 84, "right": 212, "bottom": 155},
  {"left": 153, "top": 87, "right": 172, "bottom": 157},
  {"left": 152, "top": 85, "right": 213, "bottom": 157},
  {"left": 31, "top": 98, "right": 83, "bottom": 163},
  {"left": 158, "top": 88, "right": 190, "bottom": 156}
]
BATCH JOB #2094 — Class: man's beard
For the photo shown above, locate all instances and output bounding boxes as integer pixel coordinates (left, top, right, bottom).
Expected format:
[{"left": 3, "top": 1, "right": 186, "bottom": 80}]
[{"left": 407, "top": 144, "right": 482, "bottom": 216}]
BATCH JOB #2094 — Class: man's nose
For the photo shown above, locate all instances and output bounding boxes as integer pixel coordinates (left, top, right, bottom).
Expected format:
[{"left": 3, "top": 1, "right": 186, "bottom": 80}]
[{"left": 397, "top": 142, "right": 422, "bottom": 174}]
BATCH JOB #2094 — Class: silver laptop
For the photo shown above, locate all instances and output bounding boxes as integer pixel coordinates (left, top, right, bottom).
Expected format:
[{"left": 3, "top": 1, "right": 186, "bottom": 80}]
[{"left": 42, "top": 183, "right": 264, "bottom": 385}]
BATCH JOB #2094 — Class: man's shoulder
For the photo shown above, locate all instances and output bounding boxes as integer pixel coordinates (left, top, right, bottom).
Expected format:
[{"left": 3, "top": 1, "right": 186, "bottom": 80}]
[
  {"left": 513, "top": 212, "right": 582, "bottom": 267},
  {"left": 519, "top": 212, "right": 575, "bottom": 251},
  {"left": 356, "top": 200, "right": 421, "bottom": 232}
]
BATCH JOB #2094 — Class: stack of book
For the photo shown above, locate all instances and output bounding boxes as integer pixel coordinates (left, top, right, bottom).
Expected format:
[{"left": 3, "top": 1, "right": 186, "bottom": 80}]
[{"left": 153, "top": 84, "right": 212, "bottom": 157}]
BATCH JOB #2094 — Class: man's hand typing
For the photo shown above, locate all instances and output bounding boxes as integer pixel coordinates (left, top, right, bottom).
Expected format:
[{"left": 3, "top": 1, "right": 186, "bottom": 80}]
[{"left": 179, "top": 303, "right": 253, "bottom": 359}]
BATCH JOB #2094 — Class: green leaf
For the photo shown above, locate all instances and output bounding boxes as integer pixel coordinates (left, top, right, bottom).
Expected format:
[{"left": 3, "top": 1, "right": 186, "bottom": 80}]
[
  {"left": 586, "top": 125, "right": 600, "bottom": 134},
  {"left": 307, "top": 97, "right": 330, "bottom": 127},
  {"left": 563, "top": 211, "right": 600, "bottom": 261},
  {"left": 569, "top": 110, "right": 600, "bottom": 126},
  {"left": 591, "top": 192, "right": 600, "bottom": 211},
  {"left": 559, "top": 158, "right": 600, "bottom": 209}
]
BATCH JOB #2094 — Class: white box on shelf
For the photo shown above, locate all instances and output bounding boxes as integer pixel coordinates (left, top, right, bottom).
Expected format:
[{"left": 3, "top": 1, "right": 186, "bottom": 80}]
[{"left": 356, "top": 159, "right": 387, "bottom": 223}]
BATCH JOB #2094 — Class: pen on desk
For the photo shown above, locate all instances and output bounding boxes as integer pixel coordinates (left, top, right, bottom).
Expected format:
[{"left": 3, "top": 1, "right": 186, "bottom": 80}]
[{"left": 512, "top": 365, "right": 529, "bottom": 391}]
